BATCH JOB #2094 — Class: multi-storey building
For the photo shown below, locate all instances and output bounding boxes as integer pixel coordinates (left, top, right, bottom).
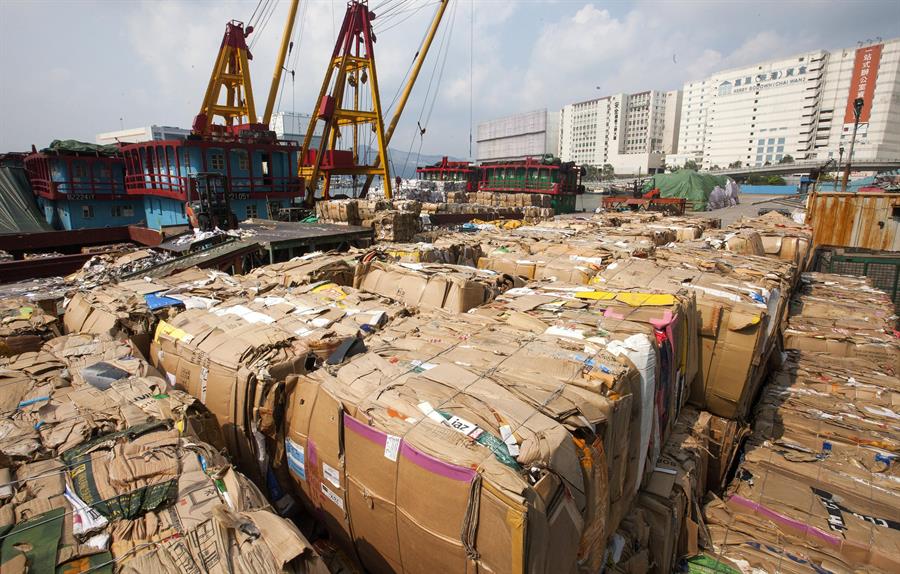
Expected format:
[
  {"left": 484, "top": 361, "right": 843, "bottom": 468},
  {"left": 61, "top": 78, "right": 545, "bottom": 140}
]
[
  {"left": 558, "top": 90, "right": 677, "bottom": 174},
  {"left": 673, "top": 37, "right": 900, "bottom": 169},
  {"left": 475, "top": 109, "right": 560, "bottom": 162}
]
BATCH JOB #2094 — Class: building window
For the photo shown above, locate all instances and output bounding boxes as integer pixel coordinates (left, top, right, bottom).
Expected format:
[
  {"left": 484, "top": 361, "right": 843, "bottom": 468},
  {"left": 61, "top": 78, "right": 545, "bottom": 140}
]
[
  {"left": 777, "top": 138, "right": 785, "bottom": 145},
  {"left": 73, "top": 163, "right": 87, "bottom": 179},
  {"left": 209, "top": 151, "right": 225, "bottom": 170},
  {"left": 234, "top": 150, "right": 249, "bottom": 171},
  {"left": 82, "top": 205, "right": 94, "bottom": 219},
  {"left": 246, "top": 204, "right": 257, "bottom": 219},
  {"left": 111, "top": 205, "right": 134, "bottom": 218}
]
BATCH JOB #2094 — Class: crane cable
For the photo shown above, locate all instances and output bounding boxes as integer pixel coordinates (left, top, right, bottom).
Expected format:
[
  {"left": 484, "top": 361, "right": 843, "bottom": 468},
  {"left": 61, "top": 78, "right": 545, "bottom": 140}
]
[
  {"left": 378, "top": 1, "right": 439, "bottom": 35},
  {"left": 383, "top": 3, "right": 435, "bottom": 118},
  {"left": 249, "top": 0, "right": 281, "bottom": 49},
  {"left": 247, "top": 0, "right": 265, "bottom": 27},
  {"left": 373, "top": 0, "right": 415, "bottom": 25},
  {"left": 275, "top": 0, "right": 308, "bottom": 114},
  {"left": 400, "top": 0, "right": 457, "bottom": 179}
]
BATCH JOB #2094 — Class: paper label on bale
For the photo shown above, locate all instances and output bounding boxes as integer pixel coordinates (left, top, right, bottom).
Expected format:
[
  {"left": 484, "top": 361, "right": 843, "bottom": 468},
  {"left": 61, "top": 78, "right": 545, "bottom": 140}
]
[
  {"left": 322, "top": 463, "right": 341, "bottom": 489},
  {"left": 384, "top": 434, "right": 401, "bottom": 461},
  {"left": 286, "top": 438, "right": 306, "bottom": 481},
  {"left": 320, "top": 483, "right": 345, "bottom": 511}
]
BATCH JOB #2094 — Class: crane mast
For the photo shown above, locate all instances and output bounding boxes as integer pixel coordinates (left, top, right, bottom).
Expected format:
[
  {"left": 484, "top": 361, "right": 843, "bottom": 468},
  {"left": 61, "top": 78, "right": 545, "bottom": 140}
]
[
  {"left": 299, "top": 0, "right": 452, "bottom": 202},
  {"left": 362, "top": 0, "right": 450, "bottom": 194},
  {"left": 298, "top": 0, "right": 391, "bottom": 202},
  {"left": 263, "top": 0, "right": 301, "bottom": 126},
  {"left": 192, "top": 20, "right": 259, "bottom": 135}
]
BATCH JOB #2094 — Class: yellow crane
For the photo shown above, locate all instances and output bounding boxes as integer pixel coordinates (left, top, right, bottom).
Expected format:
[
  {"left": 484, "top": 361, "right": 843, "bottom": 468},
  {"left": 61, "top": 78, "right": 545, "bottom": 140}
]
[
  {"left": 193, "top": 0, "right": 301, "bottom": 135},
  {"left": 299, "top": 0, "right": 451, "bottom": 201}
]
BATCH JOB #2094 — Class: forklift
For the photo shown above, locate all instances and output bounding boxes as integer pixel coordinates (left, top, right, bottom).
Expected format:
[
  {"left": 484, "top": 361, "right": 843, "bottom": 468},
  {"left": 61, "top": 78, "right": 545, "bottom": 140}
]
[{"left": 185, "top": 172, "right": 239, "bottom": 231}]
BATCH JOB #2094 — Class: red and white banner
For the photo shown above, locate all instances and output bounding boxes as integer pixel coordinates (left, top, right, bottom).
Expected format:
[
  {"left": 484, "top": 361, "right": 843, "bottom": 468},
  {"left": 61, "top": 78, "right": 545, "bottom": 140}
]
[{"left": 844, "top": 44, "right": 882, "bottom": 124}]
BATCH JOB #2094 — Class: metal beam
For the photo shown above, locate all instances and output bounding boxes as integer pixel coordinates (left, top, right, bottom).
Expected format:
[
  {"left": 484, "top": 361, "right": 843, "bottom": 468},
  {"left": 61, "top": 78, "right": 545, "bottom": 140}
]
[{"left": 263, "top": 0, "right": 300, "bottom": 125}]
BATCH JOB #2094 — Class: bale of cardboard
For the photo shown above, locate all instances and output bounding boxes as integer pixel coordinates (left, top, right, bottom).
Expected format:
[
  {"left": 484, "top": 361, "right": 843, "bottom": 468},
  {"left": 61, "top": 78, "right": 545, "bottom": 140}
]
[
  {"left": 607, "top": 408, "right": 711, "bottom": 574},
  {"left": 372, "top": 210, "right": 419, "bottom": 243},
  {"left": 0, "top": 332, "right": 325, "bottom": 573},
  {"left": 783, "top": 272, "right": 899, "bottom": 375},
  {"left": 701, "top": 274, "right": 900, "bottom": 573},
  {"left": 0, "top": 298, "right": 60, "bottom": 357},
  {"left": 282, "top": 309, "right": 643, "bottom": 573},
  {"left": 354, "top": 260, "right": 523, "bottom": 313}
]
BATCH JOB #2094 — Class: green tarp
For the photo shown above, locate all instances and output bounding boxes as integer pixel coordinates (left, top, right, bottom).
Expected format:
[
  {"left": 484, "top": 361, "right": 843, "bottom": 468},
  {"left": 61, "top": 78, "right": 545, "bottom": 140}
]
[
  {"left": 642, "top": 170, "right": 728, "bottom": 211},
  {"left": 42, "top": 139, "right": 120, "bottom": 157}
]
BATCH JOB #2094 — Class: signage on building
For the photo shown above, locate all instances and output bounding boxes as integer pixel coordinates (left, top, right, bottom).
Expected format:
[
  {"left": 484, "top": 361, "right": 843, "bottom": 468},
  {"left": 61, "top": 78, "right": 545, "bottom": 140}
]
[
  {"left": 611, "top": 100, "right": 620, "bottom": 142},
  {"left": 68, "top": 193, "right": 96, "bottom": 200},
  {"left": 844, "top": 44, "right": 882, "bottom": 124},
  {"left": 718, "top": 64, "right": 808, "bottom": 97},
  {"left": 232, "top": 193, "right": 251, "bottom": 200}
]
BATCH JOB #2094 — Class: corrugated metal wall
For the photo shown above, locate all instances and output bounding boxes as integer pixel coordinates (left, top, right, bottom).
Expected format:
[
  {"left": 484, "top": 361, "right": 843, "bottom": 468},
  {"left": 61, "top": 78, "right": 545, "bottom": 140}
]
[{"left": 808, "top": 192, "right": 900, "bottom": 251}]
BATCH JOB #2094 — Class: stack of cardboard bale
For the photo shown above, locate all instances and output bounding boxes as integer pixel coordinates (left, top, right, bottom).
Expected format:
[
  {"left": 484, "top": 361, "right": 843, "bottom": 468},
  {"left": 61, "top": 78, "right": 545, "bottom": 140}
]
[
  {"left": 357, "top": 199, "right": 392, "bottom": 223},
  {"left": 32, "top": 204, "right": 892, "bottom": 573},
  {"left": 315, "top": 199, "right": 362, "bottom": 225},
  {"left": 245, "top": 252, "right": 357, "bottom": 289},
  {"left": 375, "top": 241, "right": 484, "bottom": 267},
  {"left": 0, "top": 332, "right": 325, "bottom": 573},
  {"left": 593, "top": 216, "right": 808, "bottom": 573},
  {"left": 699, "top": 271, "right": 900, "bottom": 572},
  {"left": 729, "top": 211, "right": 813, "bottom": 268},
  {"left": 372, "top": 210, "right": 420, "bottom": 242},
  {"left": 445, "top": 191, "right": 467, "bottom": 203}
]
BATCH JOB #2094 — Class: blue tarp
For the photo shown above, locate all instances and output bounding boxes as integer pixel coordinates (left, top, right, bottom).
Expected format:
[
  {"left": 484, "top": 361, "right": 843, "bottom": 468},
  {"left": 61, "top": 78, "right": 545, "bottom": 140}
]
[{"left": 144, "top": 292, "right": 183, "bottom": 311}]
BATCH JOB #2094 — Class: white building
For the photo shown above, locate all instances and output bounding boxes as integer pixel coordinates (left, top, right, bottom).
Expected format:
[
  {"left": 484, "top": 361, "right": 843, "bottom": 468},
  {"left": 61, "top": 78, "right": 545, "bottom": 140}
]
[
  {"left": 676, "top": 37, "right": 900, "bottom": 169},
  {"left": 270, "top": 111, "right": 323, "bottom": 148},
  {"left": 559, "top": 90, "right": 676, "bottom": 174},
  {"left": 662, "top": 89, "right": 682, "bottom": 155},
  {"left": 96, "top": 125, "right": 191, "bottom": 145},
  {"left": 476, "top": 109, "right": 560, "bottom": 162},
  {"left": 813, "top": 40, "right": 900, "bottom": 164}
]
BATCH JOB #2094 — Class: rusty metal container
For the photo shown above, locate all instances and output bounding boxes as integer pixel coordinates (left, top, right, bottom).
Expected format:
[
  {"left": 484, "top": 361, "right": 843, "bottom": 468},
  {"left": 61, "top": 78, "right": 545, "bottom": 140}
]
[{"left": 807, "top": 192, "right": 900, "bottom": 251}]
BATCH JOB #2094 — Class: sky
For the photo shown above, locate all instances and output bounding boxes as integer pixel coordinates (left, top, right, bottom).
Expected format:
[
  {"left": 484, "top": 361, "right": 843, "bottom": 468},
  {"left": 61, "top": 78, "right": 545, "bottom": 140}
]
[{"left": 1, "top": 0, "right": 898, "bottom": 159}]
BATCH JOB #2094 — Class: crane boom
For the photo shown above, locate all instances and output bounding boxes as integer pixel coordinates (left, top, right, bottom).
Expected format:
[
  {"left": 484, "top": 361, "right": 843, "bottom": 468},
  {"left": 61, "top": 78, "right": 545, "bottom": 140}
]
[
  {"left": 263, "top": 0, "right": 301, "bottom": 126},
  {"left": 363, "top": 0, "right": 450, "bottom": 193}
]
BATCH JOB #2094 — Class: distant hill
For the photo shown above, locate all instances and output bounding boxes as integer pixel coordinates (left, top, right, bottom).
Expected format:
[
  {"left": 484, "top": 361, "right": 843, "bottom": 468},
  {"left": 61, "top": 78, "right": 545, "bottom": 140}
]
[{"left": 356, "top": 145, "right": 464, "bottom": 179}]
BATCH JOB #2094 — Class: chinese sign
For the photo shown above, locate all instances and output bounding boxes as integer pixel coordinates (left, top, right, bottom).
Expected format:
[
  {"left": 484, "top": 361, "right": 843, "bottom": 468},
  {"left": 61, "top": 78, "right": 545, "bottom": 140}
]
[{"left": 845, "top": 44, "right": 882, "bottom": 124}]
